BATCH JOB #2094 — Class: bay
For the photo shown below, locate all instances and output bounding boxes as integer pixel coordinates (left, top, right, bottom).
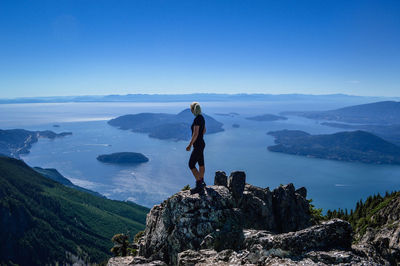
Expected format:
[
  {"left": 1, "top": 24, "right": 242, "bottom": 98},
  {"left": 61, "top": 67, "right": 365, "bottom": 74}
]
[{"left": 1, "top": 101, "right": 399, "bottom": 211}]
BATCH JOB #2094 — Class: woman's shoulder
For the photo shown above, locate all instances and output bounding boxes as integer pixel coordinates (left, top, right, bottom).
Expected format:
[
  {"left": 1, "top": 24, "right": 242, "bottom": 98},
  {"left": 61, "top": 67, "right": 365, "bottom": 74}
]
[
  {"left": 194, "top": 114, "right": 205, "bottom": 123},
  {"left": 198, "top": 114, "right": 205, "bottom": 120}
]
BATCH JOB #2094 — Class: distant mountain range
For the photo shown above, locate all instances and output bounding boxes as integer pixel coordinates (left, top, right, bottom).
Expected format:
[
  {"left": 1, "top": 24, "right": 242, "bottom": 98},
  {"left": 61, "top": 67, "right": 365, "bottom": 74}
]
[
  {"left": 108, "top": 109, "right": 224, "bottom": 141},
  {"left": 267, "top": 130, "right": 400, "bottom": 165},
  {"left": 0, "top": 129, "right": 72, "bottom": 158},
  {"left": 0, "top": 156, "right": 148, "bottom": 265},
  {"left": 0, "top": 93, "right": 395, "bottom": 104},
  {"left": 284, "top": 101, "right": 400, "bottom": 125}
]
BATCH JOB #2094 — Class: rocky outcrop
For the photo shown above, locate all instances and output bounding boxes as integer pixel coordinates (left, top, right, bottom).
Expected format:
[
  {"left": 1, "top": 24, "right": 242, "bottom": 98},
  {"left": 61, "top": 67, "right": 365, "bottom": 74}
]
[
  {"left": 242, "top": 219, "right": 352, "bottom": 256},
  {"left": 108, "top": 256, "right": 166, "bottom": 266},
  {"left": 108, "top": 171, "right": 383, "bottom": 265},
  {"left": 176, "top": 219, "right": 376, "bottom": 265},
  {"left": 135, "top": 171, "right": 311, "bottom": 265}
]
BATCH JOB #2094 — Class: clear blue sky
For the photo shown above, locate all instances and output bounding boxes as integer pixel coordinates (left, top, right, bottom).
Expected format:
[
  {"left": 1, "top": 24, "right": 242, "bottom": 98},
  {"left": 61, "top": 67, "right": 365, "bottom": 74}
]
[{"left": 1, "top": 0, "right": 399, "bottom": 97}]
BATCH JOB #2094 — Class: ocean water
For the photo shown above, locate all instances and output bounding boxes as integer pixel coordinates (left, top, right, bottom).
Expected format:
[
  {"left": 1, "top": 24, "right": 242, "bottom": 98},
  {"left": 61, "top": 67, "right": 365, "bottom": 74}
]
[{"left": 1, "top": 101, "right": 399, "bottom": 211}]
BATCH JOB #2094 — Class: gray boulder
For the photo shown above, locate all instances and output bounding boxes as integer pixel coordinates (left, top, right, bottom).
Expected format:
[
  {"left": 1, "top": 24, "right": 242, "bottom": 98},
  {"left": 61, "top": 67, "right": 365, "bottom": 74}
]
[
  {"left": 272, "top": 183, "right": 311, "bottom": 232},
  {"left": 243, "top": 219, "right": 353, "bottom": 255},
  {"left": 241, "top": 184, "right": 275, "bottom": 230},
  {"left": 227, "top": 171, "right": 246, "bottom": 202},
  {"left": 213, "top": 171, "right": 227, "bottom": 187},
  {"left": 138, "top": 185, "right": 240, "bottom": 265},
  {"left": 107, "top": 256, "right": 166, "bottom": 266}
]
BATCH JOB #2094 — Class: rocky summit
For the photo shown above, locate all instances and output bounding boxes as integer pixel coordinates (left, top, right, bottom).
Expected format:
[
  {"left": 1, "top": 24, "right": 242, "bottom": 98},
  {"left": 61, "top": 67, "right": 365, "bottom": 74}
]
[{"left": 108, "top": 171, "right": 384, "bottom": 265}]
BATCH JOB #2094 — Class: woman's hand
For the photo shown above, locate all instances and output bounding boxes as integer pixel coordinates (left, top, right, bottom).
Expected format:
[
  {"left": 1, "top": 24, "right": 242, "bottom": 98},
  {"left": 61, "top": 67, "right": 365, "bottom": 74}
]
[{"left": 186, "top": 144, "right": 192, "bottom": 151}]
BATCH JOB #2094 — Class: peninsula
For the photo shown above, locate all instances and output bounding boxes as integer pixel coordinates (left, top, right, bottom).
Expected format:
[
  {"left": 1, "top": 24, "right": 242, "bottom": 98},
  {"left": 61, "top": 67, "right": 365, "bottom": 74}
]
[
  {"left": 0, "top": 129, "right": 72, "bottom": 158},
  {"left": 322, "top": 122, "right": 400, "bottom": 146},
  {"left": 267, "top": 129, "right": 400, "bottom": 165}
]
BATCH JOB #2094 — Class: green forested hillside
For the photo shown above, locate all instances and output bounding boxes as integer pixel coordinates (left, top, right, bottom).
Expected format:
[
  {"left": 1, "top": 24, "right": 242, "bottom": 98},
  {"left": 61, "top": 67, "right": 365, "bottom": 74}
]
[
  {"left": 0, "top": 156, "right": 149, "bottom": 265},
  {"left": 326, "top": 190, "right": 400, "bottom": 239}
]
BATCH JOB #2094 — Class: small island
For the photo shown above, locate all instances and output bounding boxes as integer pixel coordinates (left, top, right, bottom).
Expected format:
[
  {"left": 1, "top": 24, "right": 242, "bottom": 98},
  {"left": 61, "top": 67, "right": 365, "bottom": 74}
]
[
  {"left": 246, "top": 114, "right": 287, "bottom": 122},
  {"left": 267, "top": 129, "right": 400, "bottom": 165},
  {"left": 96, "top": 152, "right": 149, "bottom": 165}
]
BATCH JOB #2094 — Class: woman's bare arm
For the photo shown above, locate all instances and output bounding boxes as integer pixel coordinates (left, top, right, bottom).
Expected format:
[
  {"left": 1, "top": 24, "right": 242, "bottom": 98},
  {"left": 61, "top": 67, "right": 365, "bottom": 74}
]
[
  {"left": 186, "top": 125, "right": 199, "bottom": 150},
  {"left": 203, "top": 126, "right": 206, "bottom": 135}
]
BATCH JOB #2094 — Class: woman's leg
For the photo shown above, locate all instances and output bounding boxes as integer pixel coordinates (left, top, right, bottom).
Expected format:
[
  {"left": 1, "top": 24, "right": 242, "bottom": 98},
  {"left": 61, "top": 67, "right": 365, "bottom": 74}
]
[
  {"left": 198, "top": 147, "right": 205, "bottom": 181},
  {"left": 199, "top": 166, "right": 205, "bottom": 180},
  {"left": 190, "top": 168, "right": 201, "bottom": 181},
  {"left": 189, "top": 149, "right": 201, "bottom": 181}
]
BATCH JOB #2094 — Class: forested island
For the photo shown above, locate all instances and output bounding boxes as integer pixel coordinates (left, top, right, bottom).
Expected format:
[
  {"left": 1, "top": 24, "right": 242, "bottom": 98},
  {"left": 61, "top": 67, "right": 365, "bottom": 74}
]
[
  {"left": 97, "top": 152, "right": 149, "bottom": 164},
  {"left": 267, "top": 129, "right": 400, "bottom": 165},
  {"left": 214, "top": 112, "right": 240, "bottom": 117},
  {"left": 322, "top": 122, "right": 400, "bottom": 146},
  {"left": 108, "top": 109, "right": 224, "bottom": 141},
  {"left": 246, "top": 114, "right": 287, "bottom": 121}
]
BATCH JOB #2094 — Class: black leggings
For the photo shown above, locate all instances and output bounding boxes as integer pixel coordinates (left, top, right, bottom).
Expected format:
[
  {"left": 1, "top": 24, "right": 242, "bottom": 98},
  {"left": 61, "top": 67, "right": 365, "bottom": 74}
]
[{"left": 188, "top": 146, "right": 205, "bottom": 169}]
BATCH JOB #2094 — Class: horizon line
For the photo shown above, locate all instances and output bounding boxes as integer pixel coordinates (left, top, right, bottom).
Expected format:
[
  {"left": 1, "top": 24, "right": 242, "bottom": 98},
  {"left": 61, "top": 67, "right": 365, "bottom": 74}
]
[{"left": 1, "top": 92, "right": 397, "bottom": 101}]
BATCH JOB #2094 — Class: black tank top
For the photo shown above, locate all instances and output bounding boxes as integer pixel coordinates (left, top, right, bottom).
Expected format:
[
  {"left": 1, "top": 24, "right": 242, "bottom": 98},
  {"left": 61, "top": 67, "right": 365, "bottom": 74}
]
[{"left": 191, "top": 114, "right": 205, "bottom": 148}]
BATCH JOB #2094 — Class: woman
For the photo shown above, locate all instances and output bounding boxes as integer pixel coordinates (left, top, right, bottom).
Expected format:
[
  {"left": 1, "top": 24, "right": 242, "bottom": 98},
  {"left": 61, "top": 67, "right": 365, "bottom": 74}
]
[{"left": 186, "top": 102, "right": 206, "bottom": 194}]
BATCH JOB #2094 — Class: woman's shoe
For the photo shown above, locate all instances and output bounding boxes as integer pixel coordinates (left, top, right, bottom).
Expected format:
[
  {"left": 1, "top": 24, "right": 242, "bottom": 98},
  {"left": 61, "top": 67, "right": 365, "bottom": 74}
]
[
  {"left": 190, "top": 186, "right": 199, "bottom": 194},
  {"left": 190, "top": 180, "right": 205, "bottom": 194}
]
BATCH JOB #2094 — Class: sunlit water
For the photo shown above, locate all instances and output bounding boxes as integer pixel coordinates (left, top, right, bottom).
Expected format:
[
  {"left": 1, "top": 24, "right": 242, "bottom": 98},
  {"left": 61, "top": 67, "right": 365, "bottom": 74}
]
[{"left": 1, "top": 101, "right": 399, "bottom": 211}]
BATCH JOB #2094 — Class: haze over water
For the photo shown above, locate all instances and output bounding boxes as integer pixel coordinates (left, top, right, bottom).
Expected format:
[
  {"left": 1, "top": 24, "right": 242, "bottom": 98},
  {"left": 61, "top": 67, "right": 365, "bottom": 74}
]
[{"left": 1, "top": 100, "right": 399, "bottom": 211}]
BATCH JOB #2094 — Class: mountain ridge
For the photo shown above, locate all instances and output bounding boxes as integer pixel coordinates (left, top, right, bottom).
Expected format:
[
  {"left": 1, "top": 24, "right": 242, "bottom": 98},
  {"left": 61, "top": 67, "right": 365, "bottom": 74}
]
[
  {"left": 33, "top": 167, "right": 105, "bottom": 198},
  {"left": 0, "top": 156, "right": 148, "bottom": 265}
]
